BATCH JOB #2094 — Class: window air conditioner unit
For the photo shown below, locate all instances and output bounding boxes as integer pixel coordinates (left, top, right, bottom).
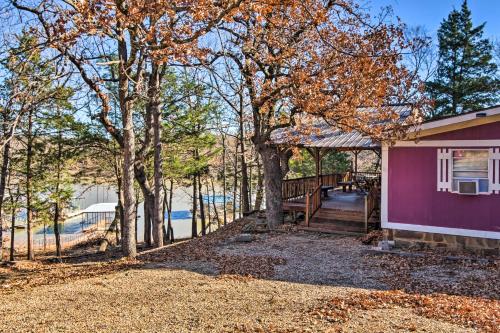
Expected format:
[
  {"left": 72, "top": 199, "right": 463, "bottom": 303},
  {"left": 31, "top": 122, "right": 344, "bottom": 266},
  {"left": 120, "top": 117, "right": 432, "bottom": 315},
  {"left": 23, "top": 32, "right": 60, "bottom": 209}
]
[{"left": 458, "top": 180, "right": 479, "bottom": 195}]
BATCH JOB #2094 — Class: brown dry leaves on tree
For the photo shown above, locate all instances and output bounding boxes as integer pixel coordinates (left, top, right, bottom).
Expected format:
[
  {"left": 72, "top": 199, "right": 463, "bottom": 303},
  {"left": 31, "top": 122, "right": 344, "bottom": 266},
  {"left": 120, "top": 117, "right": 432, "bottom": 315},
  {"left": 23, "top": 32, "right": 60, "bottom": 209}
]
[
  {"left": 310, "top": 290, "right": 500, "bottom": 333},
  {"left": 215, "top": 0, "right": 425, "bottom": 147},
  {"left": 60, "top": 0, "right": 243, "bottom": 60},
  {"left": 14, "top": 0, "right": 247, "bottom": 132}
]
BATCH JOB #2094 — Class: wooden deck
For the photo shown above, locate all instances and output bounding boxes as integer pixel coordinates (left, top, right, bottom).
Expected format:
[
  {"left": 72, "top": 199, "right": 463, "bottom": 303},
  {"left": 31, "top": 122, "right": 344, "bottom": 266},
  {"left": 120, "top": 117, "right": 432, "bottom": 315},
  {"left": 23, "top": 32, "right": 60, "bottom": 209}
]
[
  {"left": 284, "top": 190, "right": 365, "bottom": 216},
  {"left": 283, "top": 189, "right": 379, "bottom": 234}
]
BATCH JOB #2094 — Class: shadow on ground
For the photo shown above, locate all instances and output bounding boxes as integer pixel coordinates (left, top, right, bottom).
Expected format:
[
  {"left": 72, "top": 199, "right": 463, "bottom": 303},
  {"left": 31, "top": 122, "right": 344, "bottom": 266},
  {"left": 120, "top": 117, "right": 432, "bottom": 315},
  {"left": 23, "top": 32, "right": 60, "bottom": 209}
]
[{"left": 1, "top": 217, "right": 499, "bottom": 301}]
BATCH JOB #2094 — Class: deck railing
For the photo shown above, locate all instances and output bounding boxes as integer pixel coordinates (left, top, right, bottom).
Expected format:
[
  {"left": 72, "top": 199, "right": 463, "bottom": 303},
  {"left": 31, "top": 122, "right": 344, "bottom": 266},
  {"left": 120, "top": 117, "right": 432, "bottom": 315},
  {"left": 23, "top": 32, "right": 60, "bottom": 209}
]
[
  {"left": 282, "top": 175, "right": 316, "bottom": 201},
  {"left": 283, "top": 172, "right": 380, "bottom": 233},
  {"left": 355, "top": 171, "right": 381, "bottom": 181},
  {"left": 321, "top": 173, "right": 344, "bottom": 187},
  {"left": 305, "top": 185, "right": 322, "bottom": 227},
  {"left": 282, "top": 173, "right": 344, "bottom": 201}
]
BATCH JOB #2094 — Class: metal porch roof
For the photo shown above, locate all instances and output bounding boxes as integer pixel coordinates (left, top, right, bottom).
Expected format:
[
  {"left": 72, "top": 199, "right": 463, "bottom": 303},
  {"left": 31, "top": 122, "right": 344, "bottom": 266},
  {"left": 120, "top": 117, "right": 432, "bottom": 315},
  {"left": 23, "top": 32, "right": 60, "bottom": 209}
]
[{"left": 271, "top": 105, "right": 413, "bottom": 149}]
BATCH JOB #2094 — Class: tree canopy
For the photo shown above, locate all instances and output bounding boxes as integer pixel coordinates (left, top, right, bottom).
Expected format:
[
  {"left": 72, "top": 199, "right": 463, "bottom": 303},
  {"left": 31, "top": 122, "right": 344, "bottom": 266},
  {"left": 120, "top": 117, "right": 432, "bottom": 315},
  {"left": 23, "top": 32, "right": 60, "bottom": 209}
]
[{"left": 426, "top": 0, "right": 499, "bottom": 118}]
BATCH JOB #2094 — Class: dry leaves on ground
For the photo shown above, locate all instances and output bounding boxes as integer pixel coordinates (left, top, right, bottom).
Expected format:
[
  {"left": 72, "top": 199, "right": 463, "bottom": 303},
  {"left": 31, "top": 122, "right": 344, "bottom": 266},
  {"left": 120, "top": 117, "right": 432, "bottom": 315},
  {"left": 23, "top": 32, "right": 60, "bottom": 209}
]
[
  {"left": 141, "top": 218, "right": 288, "bottom": 278},
  {"left": 1, "top": 218, "right": 285, "bottom": 292},
  {"left": 217, "top": 254, "right": 286, "bottom": 278},
  {"left": 359, "top": 230, "right": 383, "bottom": 245},
  {"left": 232, "top": 324, "right": 304, "bottom": 333},
  {"left": 310, "top": 290, "right": 500, "bottom": 332},
  {"left": 367, "top": 252, "right": 500, "bottom": 298},
  {"left": 0, "top": 259, "right": 140, "bottom": 292}
]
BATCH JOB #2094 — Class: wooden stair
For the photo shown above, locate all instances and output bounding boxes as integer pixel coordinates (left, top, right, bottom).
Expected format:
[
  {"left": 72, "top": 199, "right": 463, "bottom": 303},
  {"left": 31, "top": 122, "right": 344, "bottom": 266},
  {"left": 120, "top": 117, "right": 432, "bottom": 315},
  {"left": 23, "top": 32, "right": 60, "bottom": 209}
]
[
  {"left": 300, "top": 206, "right": 367, "bottom": 234},
  {"left": 308, "top": 219, "right": 366, "bottom": 234},
  {"left": 313, "top": 207, "right": 364, "bottom": 223}
]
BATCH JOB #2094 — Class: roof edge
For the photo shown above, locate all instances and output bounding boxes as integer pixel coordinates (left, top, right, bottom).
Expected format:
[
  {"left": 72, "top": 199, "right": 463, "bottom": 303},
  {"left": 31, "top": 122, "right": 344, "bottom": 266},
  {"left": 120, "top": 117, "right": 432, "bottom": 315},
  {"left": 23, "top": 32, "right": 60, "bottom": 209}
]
[{"left": 409, "top": 105, "right": 500, "bottom": 138}]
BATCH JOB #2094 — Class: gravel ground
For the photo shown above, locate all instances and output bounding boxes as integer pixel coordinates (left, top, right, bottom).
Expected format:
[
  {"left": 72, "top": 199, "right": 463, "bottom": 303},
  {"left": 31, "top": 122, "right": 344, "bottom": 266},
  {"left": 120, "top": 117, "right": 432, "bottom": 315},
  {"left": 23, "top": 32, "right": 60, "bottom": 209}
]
[
  {"left": 217, "top": 232, "right": 388, "bottom": 288},
  {"left": 0, "top": 268, "right": 473, "bottom": 333},
  {"left": 343, "top": 308, "right": 474, "bottom": 333},
  {"left": 0, "top": 221, "right": 498, "bottom": 332}
]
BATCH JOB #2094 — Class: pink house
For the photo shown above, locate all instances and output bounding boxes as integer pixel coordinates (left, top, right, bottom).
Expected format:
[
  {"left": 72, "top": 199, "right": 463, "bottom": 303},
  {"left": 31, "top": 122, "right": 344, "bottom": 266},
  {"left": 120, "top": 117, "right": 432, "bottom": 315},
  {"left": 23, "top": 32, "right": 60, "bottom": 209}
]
[
  {"left": 382, "top": 106, "right": 500, "bottom": 251},
  {"left": 274, "top": 105, "right": 499, "bottom": 252}
]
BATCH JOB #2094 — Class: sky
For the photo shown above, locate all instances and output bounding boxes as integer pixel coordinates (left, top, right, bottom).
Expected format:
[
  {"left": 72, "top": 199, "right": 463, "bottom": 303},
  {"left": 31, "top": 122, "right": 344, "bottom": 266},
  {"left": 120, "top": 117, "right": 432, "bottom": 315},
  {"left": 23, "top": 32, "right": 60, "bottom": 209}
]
[{"left": 368, "top": 0, "right": 500, "bottom": 41}]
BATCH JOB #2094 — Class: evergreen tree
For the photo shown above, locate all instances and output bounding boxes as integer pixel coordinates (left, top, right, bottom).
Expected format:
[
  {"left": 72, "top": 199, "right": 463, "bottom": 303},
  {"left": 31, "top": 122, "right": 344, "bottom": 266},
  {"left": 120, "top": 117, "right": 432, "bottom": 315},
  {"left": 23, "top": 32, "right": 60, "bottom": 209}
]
[
  {"left": 0, "top": 33, "right": 72, "bottom": 260},
  {"left": 427, "top": 0, "right": 499, "bottom": 118},
  {"left": 288, "top": 150, "right": 350, "bottom": 178},
  {"left": 162, "top": 73, "right": 220, "bottom": 238}
]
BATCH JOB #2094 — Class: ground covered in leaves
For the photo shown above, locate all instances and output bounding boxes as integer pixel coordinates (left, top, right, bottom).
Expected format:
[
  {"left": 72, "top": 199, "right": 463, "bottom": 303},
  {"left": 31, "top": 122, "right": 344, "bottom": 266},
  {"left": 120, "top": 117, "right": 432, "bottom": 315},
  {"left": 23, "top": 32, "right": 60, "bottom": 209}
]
[{"left": 0, "top": 218, "right": 498, "bottom": 332}]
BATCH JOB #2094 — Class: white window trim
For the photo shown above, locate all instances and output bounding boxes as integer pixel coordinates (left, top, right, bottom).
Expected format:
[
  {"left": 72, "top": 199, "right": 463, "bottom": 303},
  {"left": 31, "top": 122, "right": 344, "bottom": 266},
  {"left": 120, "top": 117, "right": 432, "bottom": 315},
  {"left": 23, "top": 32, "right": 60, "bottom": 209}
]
[
  {"left": 450, "top": 148, "right": 490, "bottom": 195},
  {"left": 490, "top": 148, "right": 500, "bottom": 194}
]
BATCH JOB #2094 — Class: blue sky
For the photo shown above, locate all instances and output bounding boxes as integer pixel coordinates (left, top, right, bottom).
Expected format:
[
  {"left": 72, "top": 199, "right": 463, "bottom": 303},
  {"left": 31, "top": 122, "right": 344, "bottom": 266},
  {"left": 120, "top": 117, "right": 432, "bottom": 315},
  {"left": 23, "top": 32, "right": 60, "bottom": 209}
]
[{"left": 368, "top": 0, "right": 500, "bottom": 40}]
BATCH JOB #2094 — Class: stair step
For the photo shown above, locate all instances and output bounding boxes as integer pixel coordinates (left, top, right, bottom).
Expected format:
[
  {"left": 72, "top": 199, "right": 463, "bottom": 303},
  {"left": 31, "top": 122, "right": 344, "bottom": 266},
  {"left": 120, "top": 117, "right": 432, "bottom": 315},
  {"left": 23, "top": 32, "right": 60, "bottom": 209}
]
[
  {"left": 312, "top": 217, "right": 364, "bottom": 226},
  {"left": 298, "top": 226, "right": 366, "bottom": 236},
  {"left": 316, "top": 212, "right": 364, "bottom": 219},
  {"left": 309, "top": 219, "right": 365, "bottom": 232},
  {"left": 308, "top": 221, "right": 366, "bottom": 233},
  {"left": 314, "top": 212, "right": 364, "bottom": 222}
]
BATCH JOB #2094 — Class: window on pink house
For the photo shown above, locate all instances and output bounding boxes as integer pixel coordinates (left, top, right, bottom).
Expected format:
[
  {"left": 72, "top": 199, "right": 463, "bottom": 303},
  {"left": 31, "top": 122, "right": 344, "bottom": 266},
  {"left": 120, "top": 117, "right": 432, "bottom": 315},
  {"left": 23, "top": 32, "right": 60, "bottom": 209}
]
[{"left": 452, "top": 150, "right": 489, "bottom": 193}]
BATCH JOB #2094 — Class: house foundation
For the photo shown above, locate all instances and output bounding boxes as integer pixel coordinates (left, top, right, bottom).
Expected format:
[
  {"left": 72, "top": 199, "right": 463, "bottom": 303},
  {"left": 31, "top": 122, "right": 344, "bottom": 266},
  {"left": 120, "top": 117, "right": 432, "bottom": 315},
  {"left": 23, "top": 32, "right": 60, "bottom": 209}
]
[{"left": 389, "top": 229, "right": 500, "bottom": 255}]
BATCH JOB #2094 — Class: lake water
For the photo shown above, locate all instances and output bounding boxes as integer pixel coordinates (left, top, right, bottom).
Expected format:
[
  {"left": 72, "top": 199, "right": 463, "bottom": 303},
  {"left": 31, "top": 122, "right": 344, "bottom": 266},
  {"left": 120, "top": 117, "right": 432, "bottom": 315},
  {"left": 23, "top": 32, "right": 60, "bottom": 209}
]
[{"left": 9, "top": 184, "right": 234, "bottom": 248}]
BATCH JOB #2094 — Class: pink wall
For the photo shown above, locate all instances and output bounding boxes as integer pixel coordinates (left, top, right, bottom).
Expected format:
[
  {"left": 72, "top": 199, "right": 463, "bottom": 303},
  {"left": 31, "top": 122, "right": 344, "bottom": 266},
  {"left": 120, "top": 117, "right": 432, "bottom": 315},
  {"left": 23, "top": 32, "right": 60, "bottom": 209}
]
[
  {"left": 387, "top": 120, "right": 500, "bottom": 233},
  {"left": 423, "top": 121, "right": 500, "bottom": 140},
  {"left": 388, "top": 146, "right": 499, "bottom": 233}
]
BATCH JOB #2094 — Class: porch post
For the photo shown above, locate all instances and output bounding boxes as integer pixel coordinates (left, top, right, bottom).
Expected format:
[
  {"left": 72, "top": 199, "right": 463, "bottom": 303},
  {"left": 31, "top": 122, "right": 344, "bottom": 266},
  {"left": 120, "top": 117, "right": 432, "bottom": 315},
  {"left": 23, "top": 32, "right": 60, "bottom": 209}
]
[
  {"left": 353, "top": 150, "right": 359, "bottom": 179},
  {"left": 314, "top": 148, "right": 321, "bottom": 186}
]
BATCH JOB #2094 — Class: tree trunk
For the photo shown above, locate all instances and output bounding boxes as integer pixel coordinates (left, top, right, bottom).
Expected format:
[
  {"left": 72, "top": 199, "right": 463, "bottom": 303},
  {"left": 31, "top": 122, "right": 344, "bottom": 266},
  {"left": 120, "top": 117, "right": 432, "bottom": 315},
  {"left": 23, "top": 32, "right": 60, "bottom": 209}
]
[
  {"left": 232, "top": 141, "right": 238, "bottom": 222},
  {"left": 205, "top": 182, "right": 211, "bottom": 233},
  {"left": 258, "top": 145, "right": 284, "bottom": 228},
  {"left": 0, "top": 135, "right": 12, "bottom": 261},
  {"left": 191, "top": 174, "right": 198, "bottom": 238},
  {"left": 43, "top": 222, "right": 47, "bottom": 253},
  {"left": 134, "top": 157, "right": 155, "bottom": 246},
  {"left": 254, "top": 155, "right": 264, "bottom": 211},
  {"left": 150, "top": 64, "right": 164, "bottom": 248},
  {"left": 240, "top": 155, "right": 250, "bottom": 214},
  {"left": 9, "top": 205, "right": 15, "bottom": 261},
  {"left": 8, "top": 184, "right": 19, "bottom": 261},
  {"left": 167, "top": 183, "right": 174, "bottom": 242},
  {"left": 238, "top": 120, "right": 250, "bottom": 214},
  {"left": 248, "top": 161, "right": 253, "bottom": 209},
  {"left": 113, "top": 155, "right": 124, "bottom": 243},
  {"left": 53, "top": 203, "right": 62, "bottom": 259},
  {"left": 198, "top": 175, "right": 206, "bottom": 236},
  {"left": 221, "top": 135, "right": 227, "bottom": 226},
  {"left": 118, "top": 37, "right": 136, "bottom": 258},
  {"left": 142, "top": 193, "right": 152, "bottom": 246},
  {"left": 116, "top": 200, "right": 122, "bottom": 245},
  {"left": 117, "top": 196, "right": 124, "bottom": 244},
  {"left": 164, "top": 179, "right": 174, "bottom": 242},
  {"left": 99, "top": 205, "right": 120, "bottom": 252},
  {"left": 121, "top": 112, "right": 137, "bottom": 258},
  {"left": 210, "top": 177, "right": 220, "bottom": 228},
  {"left": 161, "top": 186, "right": 168, "bottom": 243},
  {"left": 54, "top": 119, "right": 63, "bottom": 260},
  {"left": 134, "top": 197, "right": 139, "bottom": 244},
  {"left": 26, "top": 110, "right": 34, "bottom": 260},
  {"left": 239, "top": 182, "right": 242, "bottom": 218}
]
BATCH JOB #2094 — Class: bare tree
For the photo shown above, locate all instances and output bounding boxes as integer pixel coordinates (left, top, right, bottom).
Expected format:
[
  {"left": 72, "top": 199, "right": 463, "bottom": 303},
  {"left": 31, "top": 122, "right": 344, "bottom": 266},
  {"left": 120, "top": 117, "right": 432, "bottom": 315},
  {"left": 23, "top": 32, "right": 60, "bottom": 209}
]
[{"left": 210, "top": 2, "right": 424, "bottom": 227}]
